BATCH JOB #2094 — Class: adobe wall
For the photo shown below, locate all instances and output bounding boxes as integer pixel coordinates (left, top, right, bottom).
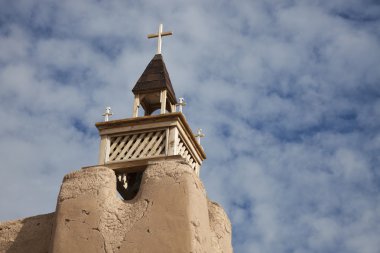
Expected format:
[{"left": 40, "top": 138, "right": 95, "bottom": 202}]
[
  {"left": 0, "top": 161, "right": 233, "bottom": 253},
  {"left": 0, "top": 213, "right": 54, "bottom": 253}
]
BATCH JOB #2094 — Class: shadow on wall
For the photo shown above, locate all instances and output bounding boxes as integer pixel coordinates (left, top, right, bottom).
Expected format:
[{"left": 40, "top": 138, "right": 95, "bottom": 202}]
[{"left": 1, "top": 213, "right": 54, "bottom": 253}]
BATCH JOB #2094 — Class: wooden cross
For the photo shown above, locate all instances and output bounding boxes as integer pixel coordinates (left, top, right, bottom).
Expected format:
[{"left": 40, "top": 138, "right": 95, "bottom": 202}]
[
  {"left": 195, "top": 128, "right": 205, "bottom": 144},
  {"left": 147, "top": 24, "right": 173, "bottom": 54},
  {"left": 102, "top": 106, "right": 113, "bottom": 122}
]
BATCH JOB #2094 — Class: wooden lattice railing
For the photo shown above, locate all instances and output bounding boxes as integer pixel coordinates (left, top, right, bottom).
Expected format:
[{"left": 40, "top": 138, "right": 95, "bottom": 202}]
[
  {"left": 96, "top": 113, "right": 206, "bottom": 176},
  {"left": 108, "top": 130, "right": 166, "bottom": 162},
  {"left": 177, "top": 135, "right": 197, "bottom": 170}
]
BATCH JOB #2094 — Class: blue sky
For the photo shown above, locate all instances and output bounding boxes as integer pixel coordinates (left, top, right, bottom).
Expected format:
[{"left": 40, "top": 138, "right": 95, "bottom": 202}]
[{"left": 1, "top": 0, "right": 380, "bottom": 252}]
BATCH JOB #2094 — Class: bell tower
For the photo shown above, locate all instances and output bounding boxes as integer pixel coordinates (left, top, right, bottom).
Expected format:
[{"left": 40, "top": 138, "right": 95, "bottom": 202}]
[
  {"left": 132, "top": 54, "right": 177, "bottom": 116},
  {"left": 95, "top": 24, "right": 206, "bottom": 199},
  {"left": 0, "top": 24, "right": 233, "bottom": 253}
]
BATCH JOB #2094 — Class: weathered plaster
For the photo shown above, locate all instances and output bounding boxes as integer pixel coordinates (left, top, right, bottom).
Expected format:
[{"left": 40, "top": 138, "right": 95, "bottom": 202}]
[
  {"left": 0, "top": 161, "right": 233, "bottom": 253},
  {"left": 0, "top": 213, "right": 54, "bottom": 253}
]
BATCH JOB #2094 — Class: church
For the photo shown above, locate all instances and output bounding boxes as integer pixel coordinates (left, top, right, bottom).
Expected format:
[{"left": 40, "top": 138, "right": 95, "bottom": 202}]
[{"left": 0, "top": 24, "right": 233, "bottom": 253}]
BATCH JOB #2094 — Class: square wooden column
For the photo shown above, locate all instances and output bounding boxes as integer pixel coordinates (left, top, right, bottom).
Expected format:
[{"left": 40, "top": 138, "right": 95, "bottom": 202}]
[
  {"left": 132, "top": 95, "right": 140, "bottom": 117},
  {"left": 98, "top": 135, "right": 110, "bottom": 164},
  {"left": 167, "top": 127, "right": 179, "bottom": 155},
  {"left": 160, "top": 90, "right": 167, "bottom": 114}
]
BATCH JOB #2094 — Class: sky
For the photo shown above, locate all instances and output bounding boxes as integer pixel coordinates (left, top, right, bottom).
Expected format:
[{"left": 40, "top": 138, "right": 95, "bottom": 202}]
[{"left": 1, "top": 0, "right": 380, "bottom": 252}]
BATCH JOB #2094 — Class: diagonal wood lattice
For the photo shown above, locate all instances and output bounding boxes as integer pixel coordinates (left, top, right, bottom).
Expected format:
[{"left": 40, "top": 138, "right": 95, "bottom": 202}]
[
  {"left": 96, "top": 113, "right": 206, "bottom": 175},
  {"left": 177, "top": 135, "right": 197, "bottom": 169},
  {"left": 108, "top": 130, "right": 166, "bottom": 162}
]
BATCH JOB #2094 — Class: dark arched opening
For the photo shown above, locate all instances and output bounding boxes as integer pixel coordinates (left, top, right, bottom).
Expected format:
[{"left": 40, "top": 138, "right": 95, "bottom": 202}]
[{"left": 115, "top": 168, "right": 145, "bottom": 200}]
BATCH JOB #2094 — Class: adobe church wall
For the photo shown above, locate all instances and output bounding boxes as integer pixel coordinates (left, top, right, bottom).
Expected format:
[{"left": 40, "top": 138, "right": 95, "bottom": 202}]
[
  {"left": 208, "top": 201, "right": 234, "bottom": 253},
  {"left": 0, "top": 161, "right": 233, "bottom": 253},
  {"left": 0, "top": 213, "right": 54, "bottom": 253}
]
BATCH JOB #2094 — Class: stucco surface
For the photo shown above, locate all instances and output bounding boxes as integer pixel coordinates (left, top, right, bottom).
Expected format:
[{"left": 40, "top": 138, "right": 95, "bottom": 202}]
[
  {"left": 0, "top": 213, "right": 54, "bottom": 253},
  {"left": 0, "top": 161, "right": 233, "bottom": 253}
]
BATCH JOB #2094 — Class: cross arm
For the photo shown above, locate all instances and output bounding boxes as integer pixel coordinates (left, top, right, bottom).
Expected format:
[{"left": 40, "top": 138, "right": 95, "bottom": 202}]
[{"left": 147, "top": 31, "right": 173, "bottom": 39}]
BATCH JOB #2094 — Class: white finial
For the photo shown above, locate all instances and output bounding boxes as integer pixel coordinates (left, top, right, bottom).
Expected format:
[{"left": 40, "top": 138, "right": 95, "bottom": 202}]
[
  {"left": 147, "top": 24, "right": 173, "bottom": 54},
  {"left": 195, "top": 128, "right": 205, "bottom": 144},
  {"left": 177, "top": 97, "right": 186, "bottom": 113},
  {"left": 102, "top": 106, "right": 113, "bottom": 122}
]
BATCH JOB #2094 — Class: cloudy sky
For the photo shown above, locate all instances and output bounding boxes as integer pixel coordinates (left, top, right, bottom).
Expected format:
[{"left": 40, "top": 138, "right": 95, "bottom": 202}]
[{"left": 1, "top": 0, "right": 380, "bottom": 252}]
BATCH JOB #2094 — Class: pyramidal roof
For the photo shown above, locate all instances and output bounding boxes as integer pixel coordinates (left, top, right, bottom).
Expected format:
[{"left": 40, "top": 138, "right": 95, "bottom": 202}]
[{"left": 132, "top": 54, "right": 177, "bottom": 103}]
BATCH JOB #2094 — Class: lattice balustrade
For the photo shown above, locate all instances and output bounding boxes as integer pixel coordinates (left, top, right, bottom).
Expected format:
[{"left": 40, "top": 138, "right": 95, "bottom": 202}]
[
  {"left": 108, "top": 130, "right": 166, "bottom": 162},
  {"left": 177, "top": 135, "right": 198, "bottom": 170},
  {"left": 96, "top": 113, "right": 206, "bottom": 175}
]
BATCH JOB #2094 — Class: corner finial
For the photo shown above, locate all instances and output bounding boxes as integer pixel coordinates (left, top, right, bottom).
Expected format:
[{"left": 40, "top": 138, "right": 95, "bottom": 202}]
[
  {"left": 147, "top": 24, "right": 173, "bottom": 54},
  {"left": 177, "top": 97, "right": 186, "bottom": 113},
  {"left": 102, "top": 106, "right": 113, "bottom": 122},
  {"left": 195, "top": 128, "right": 205, "bottom": 144}
]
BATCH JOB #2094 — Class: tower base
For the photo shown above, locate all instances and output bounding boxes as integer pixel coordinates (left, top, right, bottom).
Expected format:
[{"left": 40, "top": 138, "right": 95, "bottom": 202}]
[{"left": 0, "top": 161, "right": 233, "bottom": 253}]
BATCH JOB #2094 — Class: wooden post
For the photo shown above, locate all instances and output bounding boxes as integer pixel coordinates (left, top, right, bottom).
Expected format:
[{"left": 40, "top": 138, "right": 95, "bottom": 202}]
[
  {"left": 98, "top": 135, "right": 110, "bottom": 164},
  {"left": 160, "top": 90, "right": 167, "bottom": 114},
  {"left": 171, "top": 103, "right": 176, "bottom": 113},
  {"left": 167, "top": 127, "right": 178, "bottom": 155},
  {"left": 133, "top": 95, "right": 140, "bottom": 117}
]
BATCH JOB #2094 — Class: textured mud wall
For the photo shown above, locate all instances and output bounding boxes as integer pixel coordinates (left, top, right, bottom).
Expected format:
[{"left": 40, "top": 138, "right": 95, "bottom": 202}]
[
  {"left": 0, "top": 213, "right": 54, "bottom": 253},
  {"left": 208, "top": 201, "right": 234, "bottom": 253},
  {"left": 0, "top": 161, "right": 233, "bottom": 253}
]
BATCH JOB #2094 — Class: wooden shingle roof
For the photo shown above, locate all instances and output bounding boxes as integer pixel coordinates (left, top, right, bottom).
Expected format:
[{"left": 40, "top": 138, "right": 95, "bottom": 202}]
[{"left": 132, "top": 54, "right": 177, "bottom": 103}]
